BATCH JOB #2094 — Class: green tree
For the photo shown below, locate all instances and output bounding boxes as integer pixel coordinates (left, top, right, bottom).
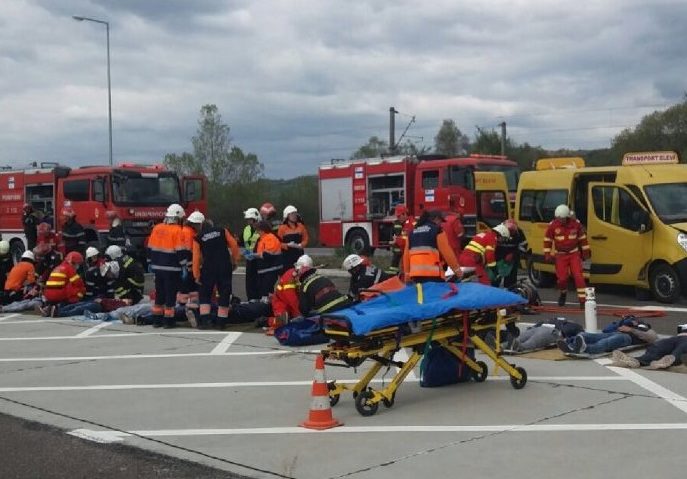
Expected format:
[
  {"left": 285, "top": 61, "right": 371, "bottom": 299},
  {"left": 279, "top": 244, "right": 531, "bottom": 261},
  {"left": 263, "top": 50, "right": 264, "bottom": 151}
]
[
  {"left": 434, "top": 119, "right": 469, "bottom": 156},
  {"left": 164, "top": 104, "right": 264, "bottom": 184},
  {"left": 351, "top": 136, "right": 389, "bottom": 159},
  {"left": 611, "top": 97, "right": 687, "bottom": 161}
]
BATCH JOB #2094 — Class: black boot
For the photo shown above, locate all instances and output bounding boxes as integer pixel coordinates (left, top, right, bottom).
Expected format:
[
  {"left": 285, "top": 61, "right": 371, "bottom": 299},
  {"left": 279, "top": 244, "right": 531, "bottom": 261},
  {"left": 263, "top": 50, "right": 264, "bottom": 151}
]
[
  {"left": 152, "top": 316, "right": 163, "bottom": 328},
  {"left": 162, "top": 317, "right": 176, "bottom": 329},
  {"left": 557, "top": 292, "right": 567, "bottom": 307}
]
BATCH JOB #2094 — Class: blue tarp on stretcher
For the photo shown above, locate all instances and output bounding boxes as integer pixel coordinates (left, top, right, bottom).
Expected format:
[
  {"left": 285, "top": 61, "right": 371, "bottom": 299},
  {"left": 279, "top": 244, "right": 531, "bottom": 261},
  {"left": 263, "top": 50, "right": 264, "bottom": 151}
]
[{"left": 326, "top": 282, "right": 526, "bottom": 336}]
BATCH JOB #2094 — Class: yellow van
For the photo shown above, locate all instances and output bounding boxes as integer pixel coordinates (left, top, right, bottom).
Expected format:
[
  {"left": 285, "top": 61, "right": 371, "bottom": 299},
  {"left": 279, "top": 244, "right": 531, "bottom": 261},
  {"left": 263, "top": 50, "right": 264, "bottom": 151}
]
[
  {"left": 475, "top": 171, "right": 512, "bottom": 231},
  {"left": 516, "top": 151, "right": 687, "bottom": 303}
]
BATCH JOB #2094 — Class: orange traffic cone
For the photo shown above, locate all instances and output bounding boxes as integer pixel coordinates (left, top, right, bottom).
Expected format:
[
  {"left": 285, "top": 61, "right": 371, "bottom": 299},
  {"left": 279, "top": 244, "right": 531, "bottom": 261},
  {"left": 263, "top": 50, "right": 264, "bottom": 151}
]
[{"left": 299, "top": 355, "right": 343, "bottom": 430}]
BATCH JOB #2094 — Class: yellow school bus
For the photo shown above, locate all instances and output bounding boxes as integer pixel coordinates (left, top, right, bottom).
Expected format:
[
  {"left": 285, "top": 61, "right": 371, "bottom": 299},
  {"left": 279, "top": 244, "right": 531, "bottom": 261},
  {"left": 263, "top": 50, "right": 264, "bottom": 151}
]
[{"left": 516, "top": 151, "right": 687, "bottom": 303}]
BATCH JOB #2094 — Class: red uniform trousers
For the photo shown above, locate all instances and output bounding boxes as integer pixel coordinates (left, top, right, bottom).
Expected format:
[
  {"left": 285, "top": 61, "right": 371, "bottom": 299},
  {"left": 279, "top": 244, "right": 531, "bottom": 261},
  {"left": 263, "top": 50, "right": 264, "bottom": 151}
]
[
  {"left": 458, "top": 250, "right": 490, "bottom": 285},
  {"left": 555, "top": 251, "right": 586, "bottom": 303}
]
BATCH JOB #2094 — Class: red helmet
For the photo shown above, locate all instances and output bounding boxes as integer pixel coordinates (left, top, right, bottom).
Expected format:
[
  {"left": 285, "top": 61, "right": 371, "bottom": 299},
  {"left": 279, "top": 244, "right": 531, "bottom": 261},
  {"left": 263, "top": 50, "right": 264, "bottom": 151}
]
[
  {"left": 394, "top": 205, "right": 408, "bottom": 217},
  {"left": 259, "top": 202, "right": 276, "bottom": 217},
  {"left": 504, "top": 219, "right": 519, "bottom": 236},
  {"left": 65, "top": 251, "right": 84, "bottom": 265}
]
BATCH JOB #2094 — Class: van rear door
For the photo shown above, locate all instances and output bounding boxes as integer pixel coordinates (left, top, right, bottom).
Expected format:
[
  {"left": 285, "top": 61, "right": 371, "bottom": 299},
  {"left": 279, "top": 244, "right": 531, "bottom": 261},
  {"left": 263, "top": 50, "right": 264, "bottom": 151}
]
[
  {"left": 586, "top": 182, "right": 652, "bottom": 286},
  {"left": 475, "top": 172, "right": 510, "bottom": 232}
]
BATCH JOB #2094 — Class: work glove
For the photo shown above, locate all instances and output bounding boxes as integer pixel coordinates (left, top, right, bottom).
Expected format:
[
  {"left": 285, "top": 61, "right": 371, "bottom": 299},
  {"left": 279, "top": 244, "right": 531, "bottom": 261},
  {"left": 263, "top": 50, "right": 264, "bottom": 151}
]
[{"left": 582, "top": 250, "right": 591, "bottom": 260}]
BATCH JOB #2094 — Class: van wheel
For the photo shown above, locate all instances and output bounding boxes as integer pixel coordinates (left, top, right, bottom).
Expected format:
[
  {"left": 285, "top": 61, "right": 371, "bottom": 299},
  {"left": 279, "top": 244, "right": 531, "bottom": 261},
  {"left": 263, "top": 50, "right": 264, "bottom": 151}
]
[
  {"left": 346, "top": 229, "right": 371, "bottom": 255},
  {"left": 649, "top": 264, "right": 681, "bottom": 303},
  {"left": 527, "top": 257, "right": 554, "bottom": 288}
]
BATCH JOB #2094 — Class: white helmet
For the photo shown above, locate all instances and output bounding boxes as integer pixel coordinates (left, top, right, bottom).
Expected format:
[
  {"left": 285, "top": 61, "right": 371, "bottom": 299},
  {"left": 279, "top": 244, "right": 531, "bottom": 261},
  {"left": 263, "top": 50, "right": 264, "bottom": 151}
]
[
  {"left": 85, "top": 246, "right": 100, "bottom": 260},
  {"left": 21, "top": 250, "right": 35, "bottom": 261},
  {"left": 342, "top": 254, "right": 364, "bottom": 271},
  {"left": 187, "top": 210, "right": 205, "bottom": 224},
  {"left": 554, "top": 204, "right": 571, "bottom": 219},
  {"left": 294, "top": 254, "right": 314, "bottom": 272},
  {"left": 105, "top": 245, "right": 123, "bottom": 260},
  {"left": 244, "top": 207, "right": 260, "bottom": 220},
  {"left": 493, "top": 224, "right": 510, "bottom": 239},
  {"left": 0, "top": 240, "right": 9, "bottom": 255},
  {"left": 165, "top": 203, "right": 186, "bottom": 219},
  {"left": 283, "top": 205, "right": 298, "bottom": 219}
]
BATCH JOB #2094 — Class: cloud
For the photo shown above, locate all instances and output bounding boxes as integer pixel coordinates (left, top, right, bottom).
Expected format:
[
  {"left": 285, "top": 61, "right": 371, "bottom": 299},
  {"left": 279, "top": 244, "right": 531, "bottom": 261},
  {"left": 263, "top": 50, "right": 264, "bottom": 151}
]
[{"left": 0, "top": 0, "right": 685, "bottom": 177}]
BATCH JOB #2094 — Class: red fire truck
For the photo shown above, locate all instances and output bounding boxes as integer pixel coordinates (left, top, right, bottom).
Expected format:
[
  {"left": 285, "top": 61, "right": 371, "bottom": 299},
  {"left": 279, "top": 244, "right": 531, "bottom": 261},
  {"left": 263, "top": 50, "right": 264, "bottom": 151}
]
[
  {"left": 318, "top": 154, "right": 518, "bottom": 253},
  {"left": 0, "top": 162, "right": 207, "bottom": 259}
]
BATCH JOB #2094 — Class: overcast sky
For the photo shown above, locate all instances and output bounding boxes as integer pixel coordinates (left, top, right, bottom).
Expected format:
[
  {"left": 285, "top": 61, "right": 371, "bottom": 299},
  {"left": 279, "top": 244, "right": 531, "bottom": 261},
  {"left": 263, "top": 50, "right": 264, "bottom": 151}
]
[{"left": 1, "top": 0, "right": 685, "bottom": 178}]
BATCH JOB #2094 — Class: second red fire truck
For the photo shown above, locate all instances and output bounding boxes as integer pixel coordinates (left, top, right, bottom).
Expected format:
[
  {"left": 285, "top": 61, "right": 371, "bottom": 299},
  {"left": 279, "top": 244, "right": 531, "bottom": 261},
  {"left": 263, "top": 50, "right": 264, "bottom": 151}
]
[{"left": 318, "top": 154, "right": 519, "bottom": 253}]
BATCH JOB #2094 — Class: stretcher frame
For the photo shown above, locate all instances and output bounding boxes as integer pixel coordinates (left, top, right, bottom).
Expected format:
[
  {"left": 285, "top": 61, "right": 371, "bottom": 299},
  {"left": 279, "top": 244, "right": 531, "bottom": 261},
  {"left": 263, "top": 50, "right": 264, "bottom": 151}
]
[{"left": 321, "top": 309, "right": 528, "bottom": 416}]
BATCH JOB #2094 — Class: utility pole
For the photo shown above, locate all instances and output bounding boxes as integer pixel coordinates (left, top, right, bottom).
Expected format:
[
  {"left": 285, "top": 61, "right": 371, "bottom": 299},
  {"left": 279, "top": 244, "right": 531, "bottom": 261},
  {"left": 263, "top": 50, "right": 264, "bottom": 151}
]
[
  {"left": 499, "top": 121, "right": 507, "bottom": 157},
  {"left": 389, "top": 107, "right": 398, "bottom": 155}
]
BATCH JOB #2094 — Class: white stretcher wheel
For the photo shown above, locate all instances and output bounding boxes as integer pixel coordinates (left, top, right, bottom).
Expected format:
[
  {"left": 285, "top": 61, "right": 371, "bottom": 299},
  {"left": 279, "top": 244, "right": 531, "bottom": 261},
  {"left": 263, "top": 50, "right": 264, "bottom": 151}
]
[{"left": 510, "top": 366, "right": 527, "bottom": 389}]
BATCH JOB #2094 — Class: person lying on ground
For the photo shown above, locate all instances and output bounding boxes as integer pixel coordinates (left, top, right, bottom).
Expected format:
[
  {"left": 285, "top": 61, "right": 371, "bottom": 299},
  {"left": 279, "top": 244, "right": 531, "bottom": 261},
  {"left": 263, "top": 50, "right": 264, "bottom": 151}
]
[
  {"left": 611, "top": 331, "right": 687, "bottom": 370},
  {"left": 506, "top": 318, "right": 583, "bottom": 352},
  {"left": 557, "top": 316, "right": 656, "bottom": 354}
]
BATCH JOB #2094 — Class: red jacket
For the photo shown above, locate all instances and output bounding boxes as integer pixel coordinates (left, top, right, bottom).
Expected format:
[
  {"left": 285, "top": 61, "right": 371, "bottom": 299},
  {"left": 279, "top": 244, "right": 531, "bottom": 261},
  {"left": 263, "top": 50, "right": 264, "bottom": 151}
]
[
  {"left": 442, "top": 214, "right": 464, "bottom": 258},
  {"left": 393, "top": 219, "right": 416, "bottom": 251},
  {"left": 544, "top": 218, "right": 590, "bottom": 256},
  {"left": 271, "top": 268, "right": 300, "bottom": 318},
  {"left": 462, "top": 230, "right": 498, "bottom": 267},
  {"left": 44, "top": 261, "right": 86, "bottom": 304}
]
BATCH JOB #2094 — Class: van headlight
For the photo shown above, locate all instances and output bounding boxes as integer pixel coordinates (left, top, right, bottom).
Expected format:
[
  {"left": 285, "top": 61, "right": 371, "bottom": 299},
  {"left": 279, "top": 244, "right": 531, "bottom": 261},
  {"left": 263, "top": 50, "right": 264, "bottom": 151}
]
[{"left": 678, "top": 233, "right": 687, "bottom": 252}]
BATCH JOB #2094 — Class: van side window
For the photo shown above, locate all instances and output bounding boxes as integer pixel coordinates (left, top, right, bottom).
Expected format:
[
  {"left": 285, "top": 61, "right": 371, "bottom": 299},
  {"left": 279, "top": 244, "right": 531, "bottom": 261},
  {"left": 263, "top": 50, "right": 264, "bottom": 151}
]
[
  {"left": 592, "top": 186, "right": 643, "bottom": 232},
  {"left": 519, "top": 189, "right": 568, "bottom": 223},
  {"left": 63, "top": 179, "right": 90, "bottom": 202},
  {"left": 422, "top": 170, "right": 439, "bottom": 189}
]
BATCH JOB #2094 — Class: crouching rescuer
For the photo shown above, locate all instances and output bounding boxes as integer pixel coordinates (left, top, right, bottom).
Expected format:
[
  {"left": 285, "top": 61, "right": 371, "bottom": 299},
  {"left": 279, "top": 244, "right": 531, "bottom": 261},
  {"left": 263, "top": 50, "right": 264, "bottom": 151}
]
[
  {"left": 188, "top": 211, "right": 240, "bottom": 329},
  {"left": 544, "top": 204, "right": 591, "bottom": 308}
]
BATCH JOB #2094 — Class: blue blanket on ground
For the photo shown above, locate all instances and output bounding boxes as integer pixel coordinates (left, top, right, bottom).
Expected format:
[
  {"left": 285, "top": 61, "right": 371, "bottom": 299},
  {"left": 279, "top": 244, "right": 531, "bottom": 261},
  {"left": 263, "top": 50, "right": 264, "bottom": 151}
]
[{"left": 326, "top": 282, "right": 526, "bottom": 336}]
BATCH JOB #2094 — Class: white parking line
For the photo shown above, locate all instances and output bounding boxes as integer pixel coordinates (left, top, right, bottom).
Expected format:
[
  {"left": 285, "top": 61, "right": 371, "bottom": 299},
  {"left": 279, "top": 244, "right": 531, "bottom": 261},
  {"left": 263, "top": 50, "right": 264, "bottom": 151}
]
[
  {"left": 74, "top": 322, "right": 111, "bottom": 338},
  {"left": 0, "top": 376, "right": 628, "bottom": 393},
  {"left": 0, "top": 351, "right": 295, "bottom": 362},
  {"left": 606, "top": 365, "right": 687, "bottom": 415},
  {"left": 0, "top": 313, "right": 22, "bottom": 321},
  {"left": 70, "top": 422, "right": 687, "bottom": 441},
  {"left": 0, "top": 319, "right": 84, "bottom": 325},
  {"left": 0, "top": 331, "right": 230, "bottom": 341},
  {"left": 210, "top": 332, "right": 242, "bottom": 355}
]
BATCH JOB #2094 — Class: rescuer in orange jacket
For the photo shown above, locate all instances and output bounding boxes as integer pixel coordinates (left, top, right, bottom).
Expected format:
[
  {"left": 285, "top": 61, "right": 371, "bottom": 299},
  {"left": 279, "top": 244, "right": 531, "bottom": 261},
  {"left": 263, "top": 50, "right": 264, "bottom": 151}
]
[
  {"left": 389, "top": 205, "right": 415, "bottom": 274},
  {"left": 442, "top": 212, "right": 465, "bottom": 259},
  {"left": 459, "top": 224, "right": 510, "bottom": 285},
  {"left": 265, "top": 258, "right": 307, "bottom": 335},
  {"left": 403, "top": 210, "right": 461, "bottom": 283},
  {"left": 188, "top": 211, "right": 240, "bottom": 329},
  {"left": 278, "top": 205, "right": 309, "bottom": 270},
  {"left": 544, "top": 204, "right": 591, "bottom": 308},
  {"left": 254, "top": 220, "right": 283, "bottom": 299},
  {"left": 3, "top": 250, "right": 37, "bottom": 305},
  {"left": 148, "top": 203, "right": 187, "bottom": 328},
  {"left": 42, "top": 252, "right": 86, "bottom": 315}
]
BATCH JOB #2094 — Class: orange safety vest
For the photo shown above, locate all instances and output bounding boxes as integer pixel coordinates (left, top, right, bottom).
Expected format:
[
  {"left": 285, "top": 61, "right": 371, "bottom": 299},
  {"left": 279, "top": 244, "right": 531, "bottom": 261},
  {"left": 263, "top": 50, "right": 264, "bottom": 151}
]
[{"left": 407, "top": 223, "right": 443, "bottom": 279}]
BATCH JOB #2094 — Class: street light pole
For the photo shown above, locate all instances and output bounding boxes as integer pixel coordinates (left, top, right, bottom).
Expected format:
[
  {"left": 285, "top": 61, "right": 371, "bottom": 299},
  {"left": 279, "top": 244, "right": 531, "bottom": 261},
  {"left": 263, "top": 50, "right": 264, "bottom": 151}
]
[{"left": 73, "top": 15, "right": 113, "bottom": 166}]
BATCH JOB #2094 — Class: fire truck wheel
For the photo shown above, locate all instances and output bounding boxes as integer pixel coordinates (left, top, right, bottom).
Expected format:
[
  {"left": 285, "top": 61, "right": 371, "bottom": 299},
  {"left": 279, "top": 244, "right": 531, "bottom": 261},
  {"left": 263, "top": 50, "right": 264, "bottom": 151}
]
[
  {"left": 346, "top": 229, "right": 370, "bottom": 255},
  {"left": 9, "top": 240, "right": 25, "bottom": 264}
]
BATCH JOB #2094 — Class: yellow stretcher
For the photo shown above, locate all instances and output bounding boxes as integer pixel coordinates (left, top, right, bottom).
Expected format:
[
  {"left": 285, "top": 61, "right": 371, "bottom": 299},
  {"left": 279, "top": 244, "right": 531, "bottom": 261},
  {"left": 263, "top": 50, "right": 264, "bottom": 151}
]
[{"left": 321, "top": 308, "right": 527, "bottom": 417}]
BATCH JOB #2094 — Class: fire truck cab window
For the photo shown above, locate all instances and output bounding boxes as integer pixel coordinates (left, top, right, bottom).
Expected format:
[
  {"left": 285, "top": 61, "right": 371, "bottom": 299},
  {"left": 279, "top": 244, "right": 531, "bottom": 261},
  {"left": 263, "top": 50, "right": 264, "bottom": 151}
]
[
  {"left": 445, "top": 166, "right": 474, "bottom": 189},
  {"left": 112, "top": 172, "right": 180, "bottom": 205},
  {"left": 421, "top": 170, "right": 439, "bottom": 189},
  {"left": 92, "top": 178, "right": 107, "bottom": 202},
  {"left": 63, "top": 180, "right": 90, "bottom": 202}
]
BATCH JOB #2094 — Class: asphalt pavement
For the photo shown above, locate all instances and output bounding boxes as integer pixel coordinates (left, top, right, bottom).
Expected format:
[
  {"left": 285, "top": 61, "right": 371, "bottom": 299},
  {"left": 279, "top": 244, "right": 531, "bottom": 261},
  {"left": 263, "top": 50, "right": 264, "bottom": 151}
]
[{"left": 1, "top": 271, "right": 686, "bottom": 478}]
